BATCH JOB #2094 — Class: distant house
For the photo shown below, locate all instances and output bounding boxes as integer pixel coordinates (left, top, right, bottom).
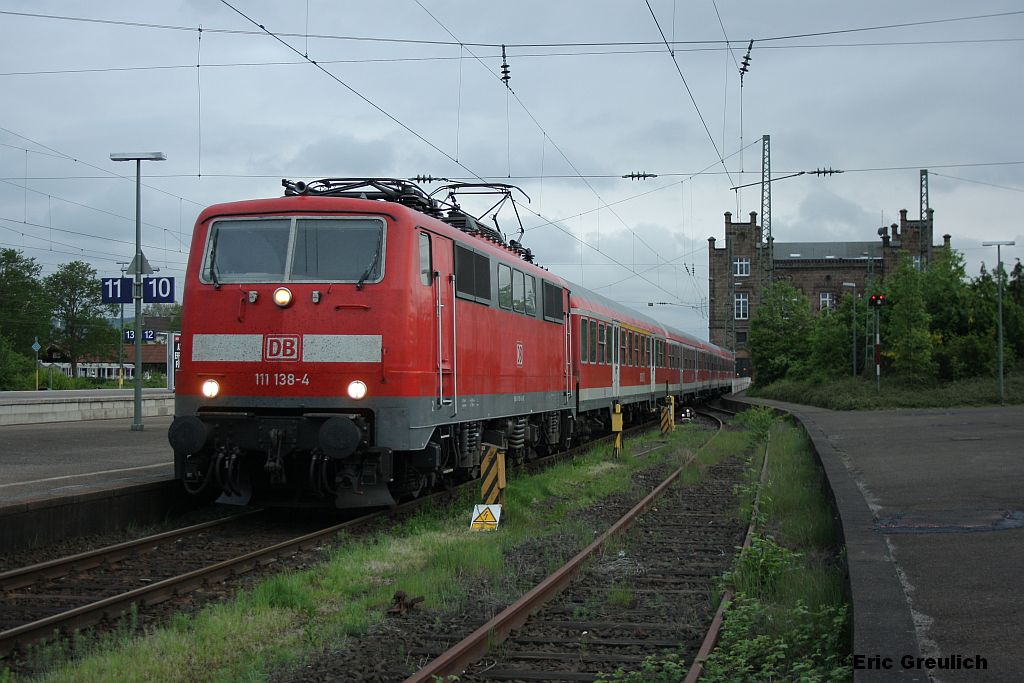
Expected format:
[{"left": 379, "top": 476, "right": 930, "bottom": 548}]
[
  {"left": 44, "top": 342, "right": 168, "bottom": 380},
  {"left": 708, "top": 205, "right": 950, "bottom": 378}
]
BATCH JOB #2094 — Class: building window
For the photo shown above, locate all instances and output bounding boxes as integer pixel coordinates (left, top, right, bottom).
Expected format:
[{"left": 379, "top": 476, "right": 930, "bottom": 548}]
[
  {"left": 733, "top": 256, "right": 750, "bottom": 277},
  {"left": 736, "top": 330, "right": 747, "bottom": 344},
  {"left": 820, "top": 292, "right": 834, "bottom": 311},
  {"left": 734, "top": 293, "right": 748, "bottom": 320}
]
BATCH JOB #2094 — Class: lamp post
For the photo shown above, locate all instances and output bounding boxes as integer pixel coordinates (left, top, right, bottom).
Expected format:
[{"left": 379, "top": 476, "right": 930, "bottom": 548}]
[
  {"left": 982, "top": 240, "right": 1015, "bottom": 404},
  {"left": 110, "top": 151, "right": 166, "bottom": 431},
  {"left": 843, "top": 282, "right": 856, "bottom": 377}
]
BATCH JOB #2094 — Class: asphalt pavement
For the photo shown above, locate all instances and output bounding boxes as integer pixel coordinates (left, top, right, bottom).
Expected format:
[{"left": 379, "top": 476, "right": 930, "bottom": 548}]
[
  {"left": 742, "top": 398, "right": 1024, "bottom": 682},
  {"left": 0, "top": 415, "right": 174, "bottom": 505}
]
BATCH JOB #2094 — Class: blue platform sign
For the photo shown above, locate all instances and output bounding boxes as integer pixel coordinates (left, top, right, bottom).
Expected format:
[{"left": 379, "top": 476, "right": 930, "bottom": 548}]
[
  {"left": 143, "top": 276, "right": 175, "bottom": 303},
  {"left": 124, "top": 329, "right": 157, "bottom": 342},
  {"left": 101, "top": 277, "right": 133, "bottom": 304}
]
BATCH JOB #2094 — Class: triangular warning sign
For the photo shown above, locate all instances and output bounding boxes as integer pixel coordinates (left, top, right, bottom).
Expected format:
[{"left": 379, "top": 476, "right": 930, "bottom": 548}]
[{"left": 470, "top": 504, "right": 501, "bottom": 531}]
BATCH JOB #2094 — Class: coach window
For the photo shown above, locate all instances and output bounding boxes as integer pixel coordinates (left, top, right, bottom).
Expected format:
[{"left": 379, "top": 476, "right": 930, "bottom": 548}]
[
  {"left": 542, "top": 281, "right": 564, "bottom": 323},
  {"left": 455, "top": 244, "right": 491, "bottom": 304},
  {"left": 498, "top": 264, "right": 513, "bottom": 309},
  {"left": 614, "top": 328, "right": 619, "bottom": 364},
  {"left": 589, "top": 320, "right": 598, "bottom": 364},
  {"left": 524, "top": 275, "right": 537, "bottom": 316},
  {"left": 598, "top": 323, "right": 606, "bottom": 364},
  {"left": 419, "top": 233, "right": 432, "bottom": 285},
  {"left": 580, "top": 318, "right": 589, "bottom": 363},
  {"left": 513, "top": 270, "right": 526, "bottom": 313}
]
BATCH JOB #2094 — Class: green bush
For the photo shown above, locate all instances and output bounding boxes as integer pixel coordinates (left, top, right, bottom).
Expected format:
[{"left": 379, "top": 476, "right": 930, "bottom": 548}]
[{"left": 703, "top": 595, "right": 849, "bottom": 682}]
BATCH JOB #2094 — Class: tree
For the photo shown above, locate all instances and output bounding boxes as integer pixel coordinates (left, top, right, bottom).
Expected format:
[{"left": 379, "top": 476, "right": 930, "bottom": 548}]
[
  {"left": 885, "top": 254, "right": 935, "bottom": 381},
  {"left": 808, "top": 293, "right": 857, "bottom": 379},
  {"left": 0, "top": 248, "right": 50, "bottom": 354},
  {"left": 44, "top": 261, "right": 116, "bottom": 378},
  {"left": 143, "top": 302, "right": 183, "bottom": 330},
  {"left": 748, "top": 282, "right": 814, "bottom": 385},
  {"left": 922, "top": 246, "right": 972, "bottom": 380}
]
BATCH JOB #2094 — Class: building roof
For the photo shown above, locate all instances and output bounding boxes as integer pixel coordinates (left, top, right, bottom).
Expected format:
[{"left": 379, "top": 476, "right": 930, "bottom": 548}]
[
  {"left": 123, "top": 343, "right": 168, "bottom": 364},
  {"left": 773, "top": 241, "right": 882, "bottom": 261}
]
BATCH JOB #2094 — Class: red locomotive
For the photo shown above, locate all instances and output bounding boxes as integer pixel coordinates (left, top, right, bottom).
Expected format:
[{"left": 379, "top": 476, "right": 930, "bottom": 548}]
[{"left": 168, "top": 179, "right": 735, "bottom": 508}]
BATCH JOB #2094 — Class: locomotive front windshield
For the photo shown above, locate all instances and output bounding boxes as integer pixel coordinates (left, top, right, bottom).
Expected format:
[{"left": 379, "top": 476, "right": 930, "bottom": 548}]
[{"left": 202, "top": 216, "right": 385, "bottom": 284}]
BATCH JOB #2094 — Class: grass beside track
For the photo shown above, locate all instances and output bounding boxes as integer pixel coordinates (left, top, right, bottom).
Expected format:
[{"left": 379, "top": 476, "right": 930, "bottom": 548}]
[
  {"left": 4, "top": 422, "right": 734, "bottom": 683},
  {"left": 701, "top": 410, "right": 851, "bottom": 682},
  {"left": 749, "top": 370, "right": 1024, "bottom": 410}
]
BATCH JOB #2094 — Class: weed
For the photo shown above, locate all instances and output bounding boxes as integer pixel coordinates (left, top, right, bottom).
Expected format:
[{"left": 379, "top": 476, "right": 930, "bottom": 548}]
[
  {"left": 606, "top": 582, "right": 633, "bottom": 609},
  {"left": 702, "top": 595, "right": 849, "bottom": 682},
  {"left": 596, "top": 651, "right": 687, "bottom": 682}
]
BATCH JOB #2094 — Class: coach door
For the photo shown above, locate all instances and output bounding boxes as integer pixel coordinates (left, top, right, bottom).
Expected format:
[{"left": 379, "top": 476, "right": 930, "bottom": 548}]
[
  {"left": 611, "top": 322, "right": 621, "bottom": 396},
  {"left": 427, "top": 232, "right": 457, "bottom": 414}
]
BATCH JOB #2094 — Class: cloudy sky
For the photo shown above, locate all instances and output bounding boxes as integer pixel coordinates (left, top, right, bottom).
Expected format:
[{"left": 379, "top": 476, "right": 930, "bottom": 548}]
[{"left": 1, "top": 1, "right": 1021, "bottom": 338}]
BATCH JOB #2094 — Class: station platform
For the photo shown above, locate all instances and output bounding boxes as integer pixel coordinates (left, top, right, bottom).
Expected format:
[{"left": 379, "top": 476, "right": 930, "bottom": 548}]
[
  {"left": 733, "top": 397, "right": 1024, "bottom": 682},
  {"left": 0, "top": 388, "right": 174, "bottom": 426},
  {"left": 0, "top": 414, "right": 180, "bottom": 551}
]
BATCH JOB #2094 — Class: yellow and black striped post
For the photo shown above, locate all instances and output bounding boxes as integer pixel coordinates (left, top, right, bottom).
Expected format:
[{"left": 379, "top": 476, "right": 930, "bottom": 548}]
[
  {"left": 661, "top": 395, "right": 676, "bottom": 434},
  {"left": 480, "top": 444, "right": 506, "bottom": 506},
  {"left": 611, "top": 402, "right": 624, "bottom": 458}
]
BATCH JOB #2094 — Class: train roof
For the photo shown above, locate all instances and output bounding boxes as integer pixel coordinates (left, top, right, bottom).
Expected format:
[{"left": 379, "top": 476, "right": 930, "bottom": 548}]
[
  {"left": 570, "top": 284, "right": 731, "bottom": 356},
  {"left": 194, "top": 193, "right": 730, "bottom": 358}
]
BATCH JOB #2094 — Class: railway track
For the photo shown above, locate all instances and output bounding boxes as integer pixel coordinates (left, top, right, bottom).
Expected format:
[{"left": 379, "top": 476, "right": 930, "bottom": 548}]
[
  {"left": 403, "top": 410, "right": 755, "bottom": 682},
  {"left": 0, "top": 419, "right": 662, "bottom": 659}
]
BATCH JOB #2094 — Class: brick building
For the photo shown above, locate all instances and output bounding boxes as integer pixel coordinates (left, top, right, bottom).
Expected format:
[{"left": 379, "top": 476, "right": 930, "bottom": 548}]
[{"left": 708, "top": 207, "right": 950, "bottom": 377}]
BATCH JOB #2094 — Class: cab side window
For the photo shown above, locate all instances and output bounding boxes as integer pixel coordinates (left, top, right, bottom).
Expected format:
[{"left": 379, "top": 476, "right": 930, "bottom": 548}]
[{"left": 419, "top": 232, "right": 432, "bottom": 285}]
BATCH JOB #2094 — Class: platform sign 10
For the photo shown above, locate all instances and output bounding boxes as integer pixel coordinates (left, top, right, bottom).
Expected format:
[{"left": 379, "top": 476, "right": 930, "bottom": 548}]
[
  {"left": 144, "top": 276, "right": 175, "bottom": 303},
  {"left": 101, "top": 277, "right": 133, "bottom": 304}
]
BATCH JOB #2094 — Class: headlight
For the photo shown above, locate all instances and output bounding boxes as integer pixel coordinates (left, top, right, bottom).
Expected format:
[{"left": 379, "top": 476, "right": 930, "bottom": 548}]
[
  {"left": 201, "top": 379, "right": 221, "bottom": 398},
  {"left": 347, "top": 380, "right": 367, "bottom": 400},
  {"left": 273, "top": 287, "right": 293, "bottom": 307}
]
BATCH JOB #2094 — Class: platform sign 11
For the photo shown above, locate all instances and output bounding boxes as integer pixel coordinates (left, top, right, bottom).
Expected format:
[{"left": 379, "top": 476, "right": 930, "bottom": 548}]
[{"left": 101, "top": 277, "right": 133, "bottom": 304}]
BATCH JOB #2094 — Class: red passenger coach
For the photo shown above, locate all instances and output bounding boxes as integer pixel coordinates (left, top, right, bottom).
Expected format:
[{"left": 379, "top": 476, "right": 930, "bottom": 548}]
[{"left": 168, "top": 179, "right": 733, "bottom": 509}]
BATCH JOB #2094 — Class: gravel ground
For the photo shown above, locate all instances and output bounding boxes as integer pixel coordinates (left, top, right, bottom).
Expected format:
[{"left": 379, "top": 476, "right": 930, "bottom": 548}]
[{"left": 272, "top": 436, "right": 745, "bottom": 682}]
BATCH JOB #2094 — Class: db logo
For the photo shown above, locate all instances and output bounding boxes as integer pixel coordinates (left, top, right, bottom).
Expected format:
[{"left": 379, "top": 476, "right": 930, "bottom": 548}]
[
  {"left": 264, "top": 335, "right": 300, "bottom": 362},
  {"left": 516, "top": 342, "right": 524, "bottom": 367}
]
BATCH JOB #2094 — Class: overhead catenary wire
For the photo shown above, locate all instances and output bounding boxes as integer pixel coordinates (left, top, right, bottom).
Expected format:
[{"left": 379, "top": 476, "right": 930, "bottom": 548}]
[
  {"left": 3, "top": 8, "right": 1021, "bottom": 48},
  {"left": 645, "top": 0, "right": 735, "bottom": 189},
  {"left": 217, "top": 0, "right": 484, "bottom": 183},
  {"left": 4, "top": 36, "right": 1024, "bottom": 78},
  {"left": 411, "top": 1, "right": 701, "bottom": 294}
]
